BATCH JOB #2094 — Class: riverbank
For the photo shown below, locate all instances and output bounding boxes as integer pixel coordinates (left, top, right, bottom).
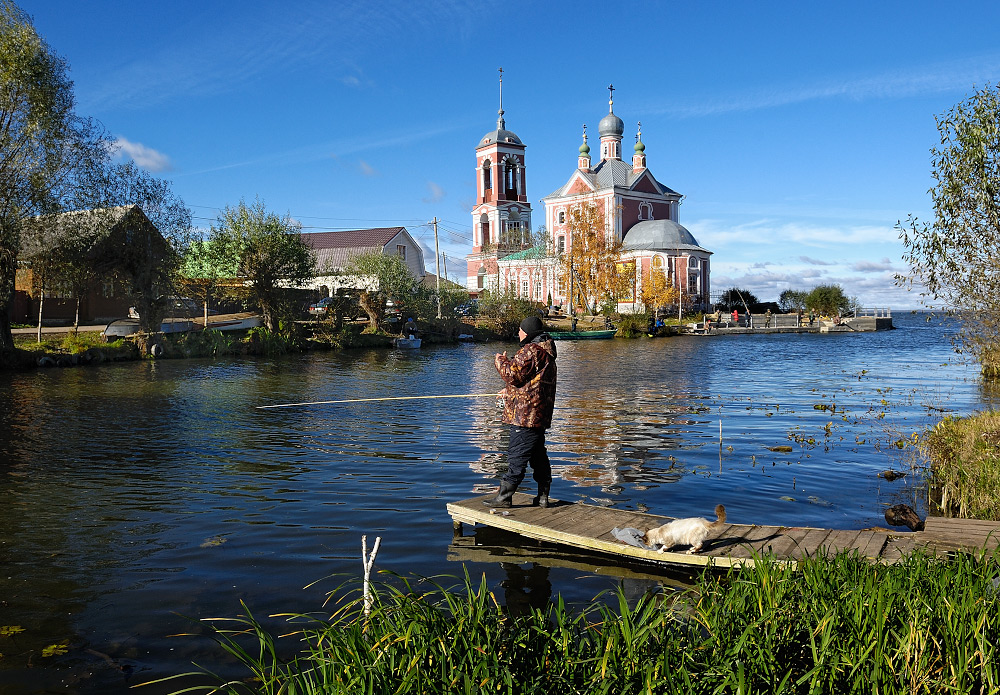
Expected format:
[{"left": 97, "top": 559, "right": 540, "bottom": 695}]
[
  {"left": 923, "top": 410, "right": 1000, "bottom": 520},
  {"left": 164, "top": 549, "right": 1000, "bottom": 694}
]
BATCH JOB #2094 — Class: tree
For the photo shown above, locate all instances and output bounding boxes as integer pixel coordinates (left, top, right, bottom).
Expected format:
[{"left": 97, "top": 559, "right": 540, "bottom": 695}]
[
  {"left": 805, "top": 284, "right": 850, "bottom": 316},
  {"left": 640, "top": 266, "right": 679, "bottom": 315},
  {"left": 180, "top": 237, "right": 234, "bottom": 326},
  {"left": 339, "top": 249, "right": 415, "bottom": 332},
  {"left": 562, "top": 202, "right": 629, "bottom": 314},
  {"left": 897, "top": 84, "right": 1000, "bottom": 376},
  {"left": 718, "top": 288, "right": 759, "bottom": 312},
  {"left": 778, "top": 289, "right": 808, "bottom": 313},
  {"left": 0, "top": 2, "right": 111, "bottom": 351},
  {"left": 211, "top": 198, "right": 315, "bottom": 332}
]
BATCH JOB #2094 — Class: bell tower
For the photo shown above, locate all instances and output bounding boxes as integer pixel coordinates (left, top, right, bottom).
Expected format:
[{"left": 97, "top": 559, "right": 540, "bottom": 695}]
[{"left": 466, "top": 68, "right": 532, "bottom": 292}]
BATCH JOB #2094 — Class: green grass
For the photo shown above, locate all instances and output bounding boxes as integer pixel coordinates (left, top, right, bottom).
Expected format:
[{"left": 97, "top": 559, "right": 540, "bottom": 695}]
[
  {"left": 152, "top": 551, "right": 1000, "bottom": 694},
  {"left": 922, "top": 411, "right": 1000, "bottom": 520}
]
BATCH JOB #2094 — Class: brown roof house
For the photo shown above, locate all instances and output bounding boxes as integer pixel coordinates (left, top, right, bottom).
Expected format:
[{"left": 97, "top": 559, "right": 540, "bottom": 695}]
[
  {"left": 15, "top": 205, "right": 172, "bottom": 326},
  {"left": 301, "top": 227, "right": 426, "bottom": 295}
]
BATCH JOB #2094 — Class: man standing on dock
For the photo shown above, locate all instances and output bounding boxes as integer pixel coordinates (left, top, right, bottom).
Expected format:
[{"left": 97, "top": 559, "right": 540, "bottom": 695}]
[{"left": 485, "top": 316, "right": 557, "bottom": 509}]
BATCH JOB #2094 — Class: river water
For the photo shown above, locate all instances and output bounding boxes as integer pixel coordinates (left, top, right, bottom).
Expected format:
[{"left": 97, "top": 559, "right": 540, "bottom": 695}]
[{"left": 0, "top": 312, "right": 993, "bottom": 693}]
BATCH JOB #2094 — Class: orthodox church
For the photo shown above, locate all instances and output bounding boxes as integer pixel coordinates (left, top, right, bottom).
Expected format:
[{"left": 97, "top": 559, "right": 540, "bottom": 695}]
[{"left": 465, "top": 84, "right": 712, "bottom": 313}]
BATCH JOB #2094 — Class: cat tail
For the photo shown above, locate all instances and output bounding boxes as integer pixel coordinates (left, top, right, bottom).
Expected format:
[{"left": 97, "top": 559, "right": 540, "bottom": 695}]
[{"left": 709, "top": 504, "right": 727, "bottom": 528}]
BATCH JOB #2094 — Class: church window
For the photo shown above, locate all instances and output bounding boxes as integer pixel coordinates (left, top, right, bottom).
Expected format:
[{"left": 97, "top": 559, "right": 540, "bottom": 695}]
[
  {"left": 557, "top": 236, "right": 565, "bottom": 255},
  {"left": 557, "top": 210, "right": 565, "bottom": 224},
  {"left": 482, "top": 160, "right": 492, "bottom": 192},
  {"left": 639, "top": 202, "right": 652, "bottom": 221},
  {"left": 652, "top": 255, "right": 664, "bottom": 269},
  {"left": 503, "top": 157, "right": 519, "bottom": 199},
  {"left": 534, "top": 279, "right": 542, "bottom": 299},
  {"left": 480, "top": 213, "right": 490, "bottom": 246},
  {"left": 477, "top": 265, "right": 486, "bottom": 290}
]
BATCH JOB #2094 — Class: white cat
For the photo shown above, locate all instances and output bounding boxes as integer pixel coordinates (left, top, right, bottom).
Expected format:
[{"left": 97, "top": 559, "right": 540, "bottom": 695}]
[{"left": 641, "top": 504, "right": 727, "bottom": 554}]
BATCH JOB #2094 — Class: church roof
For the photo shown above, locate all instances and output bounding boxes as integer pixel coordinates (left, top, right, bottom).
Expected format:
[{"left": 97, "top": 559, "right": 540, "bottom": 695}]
[
  {"left": 479, "top": 127, "right": 523, "bottom": 147},
  {"left": 499, "top": 245, "right": 548, "bottom": 261},
  {"left": 622, "top": 219, "right": 711, "bottom": 254},
  {"left": 541, "top": 159, "right": 680, "bottom": 200}
]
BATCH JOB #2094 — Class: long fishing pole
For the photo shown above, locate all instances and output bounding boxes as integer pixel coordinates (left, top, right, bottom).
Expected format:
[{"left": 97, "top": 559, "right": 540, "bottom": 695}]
[{"left": 256, "top": 392, "right": 500, "bottom": 409}]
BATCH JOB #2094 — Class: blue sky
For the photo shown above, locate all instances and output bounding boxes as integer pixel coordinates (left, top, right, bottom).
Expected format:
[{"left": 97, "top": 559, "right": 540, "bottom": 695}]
[{"left": 20, "top": 0, "right": 1000, "bottom": 308}]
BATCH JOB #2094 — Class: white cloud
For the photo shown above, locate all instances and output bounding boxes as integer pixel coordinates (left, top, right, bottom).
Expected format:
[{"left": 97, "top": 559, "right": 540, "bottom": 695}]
[
  {"left": 115, "top": 136, "right": 172, "bottom": 172},
  {"left": 800, "top": 255, "right": 835, "bottom": 266},
  {"left": 422, "top": 181, "right": 445, "bottom": 204},
  {"left": 852, "top": 258, "right": 896, "bottom": 273},
  {"left": 359, "top": 160, "right": 379, "bottom": 176}
]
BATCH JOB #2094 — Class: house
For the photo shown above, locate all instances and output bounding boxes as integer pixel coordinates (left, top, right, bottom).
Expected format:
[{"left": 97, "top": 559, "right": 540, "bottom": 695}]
[
  {"left": 301, "top": 227, "right": 426, "bottom": 295},
  {"left": 466, "top": 86, "right": 712, "bottom": 313},
  {"left": 14, "top": 205, "right": 170, "bottom": 325}
]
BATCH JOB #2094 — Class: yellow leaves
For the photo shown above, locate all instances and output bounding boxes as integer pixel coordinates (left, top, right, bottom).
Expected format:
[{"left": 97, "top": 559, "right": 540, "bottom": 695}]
[
  {"left": 0, "top": 626, "right": 25, "bottom": 637},
  {"left": 41, "top": 643, "right": 69, "bottom": 657}
]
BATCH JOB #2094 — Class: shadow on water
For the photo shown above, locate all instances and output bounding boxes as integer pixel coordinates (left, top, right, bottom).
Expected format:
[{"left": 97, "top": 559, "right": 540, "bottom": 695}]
[{"left": 0, "top": 312, "right": 994, "bottom": 693}]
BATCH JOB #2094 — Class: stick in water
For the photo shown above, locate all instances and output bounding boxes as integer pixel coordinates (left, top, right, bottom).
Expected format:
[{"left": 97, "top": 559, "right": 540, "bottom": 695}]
[
  {"left": 257, "top": 392, "right": 500, "bottom": 409},
  {"left": 362, "top": 534, "right": 381, "bottom": 620}
]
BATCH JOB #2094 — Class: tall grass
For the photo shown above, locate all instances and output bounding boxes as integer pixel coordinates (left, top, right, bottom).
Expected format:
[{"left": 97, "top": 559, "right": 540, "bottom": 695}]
[
  {"left": 153, "top": 551, "right": 1000, "bottom": 694},
  {"left": 922, "top": 411, "right": 1000, "bottom": 520}
]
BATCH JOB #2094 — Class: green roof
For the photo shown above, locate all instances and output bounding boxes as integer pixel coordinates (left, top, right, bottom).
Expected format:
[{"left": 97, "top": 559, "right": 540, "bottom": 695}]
[{"left": 501, "top": 245, "right": 549, "bottom": 261}]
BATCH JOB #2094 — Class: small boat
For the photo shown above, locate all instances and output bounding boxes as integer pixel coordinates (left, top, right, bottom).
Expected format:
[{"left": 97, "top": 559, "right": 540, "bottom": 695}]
[
  {"left": 394, "top": 337, "right": 422, "bottom": 349},
  {"left": 102, "top": 317, "right": 194, "bottom": 338},
  {"left": 205, "top": 315, "right": 262, "bottom": 331},
  {"left": 549, "top": 329, "right": 616, "bottom": 341}
]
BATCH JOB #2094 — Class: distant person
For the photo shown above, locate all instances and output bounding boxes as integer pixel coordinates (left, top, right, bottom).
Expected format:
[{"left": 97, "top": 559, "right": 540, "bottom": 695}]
[
  {"left": 808, "top": 309, "right": 815, "bottom": 327},
  {"left": 485, "top": 316, "right": 557, "bottom": 509},
  {"left": 403, "top": 317, "right": 418, "bottom": 338},
  {"left": 747, "top": 312, "right": 754, "bottom": 329},
  {"left": 731, "top": 309, "right": 739, "bottom": 324},
  {"left": 764, "top": 309, "right": 772, "bottom": 328}
]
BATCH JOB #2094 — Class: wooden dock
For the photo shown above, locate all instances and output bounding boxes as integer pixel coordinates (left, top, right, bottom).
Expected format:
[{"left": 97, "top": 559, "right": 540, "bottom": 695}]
[{"left": 447, "top": 494, "right": 1000, "bottom": 570}]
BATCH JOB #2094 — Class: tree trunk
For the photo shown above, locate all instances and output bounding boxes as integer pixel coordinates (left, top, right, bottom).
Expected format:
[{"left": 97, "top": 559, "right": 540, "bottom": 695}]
[
  {"left": 74, "top": 297, "right": 80, "bottom": 333},
  {"left": 358, "top": 291, "right": 379, "bottom": 332}
]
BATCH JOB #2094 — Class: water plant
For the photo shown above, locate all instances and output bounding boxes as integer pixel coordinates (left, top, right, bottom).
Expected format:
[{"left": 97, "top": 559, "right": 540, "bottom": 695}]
[
  {"left": 152, "top": 549, "right": 1000, "bottom": 694},
  {"left": 923, "top": 411, "right": 1000, "bottom": 520}
]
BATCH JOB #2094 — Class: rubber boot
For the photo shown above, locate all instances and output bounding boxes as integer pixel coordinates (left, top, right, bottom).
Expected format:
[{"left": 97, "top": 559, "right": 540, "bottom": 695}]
[
  {"left": 532, "top": 482, "right": 551, "bottom": 508},
  {"left": 483, "top": 480, "right": 518, "bottom": 508}
]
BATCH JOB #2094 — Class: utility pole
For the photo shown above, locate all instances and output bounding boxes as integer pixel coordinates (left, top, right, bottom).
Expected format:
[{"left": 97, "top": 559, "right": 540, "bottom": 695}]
[
  {"left": 442, "top": 252, "right": 448, "bottom": 282},
  {"left": 432, "top": 217, "right": 442, "bottom": 318}
]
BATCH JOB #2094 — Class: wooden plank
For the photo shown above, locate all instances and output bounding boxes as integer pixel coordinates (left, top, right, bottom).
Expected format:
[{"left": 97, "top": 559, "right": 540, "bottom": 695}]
[
  {"left": 853, "top": 530, "right": 890, "bottom": 559},
  {"left": 789, "top": 529, "right": 833, "bottom": 560},
  {"left": 819, "top": 530, "right": 863, "bottom": 555},
  {"left": 446, "top": 497, "right": 999, "bottom": 573}
]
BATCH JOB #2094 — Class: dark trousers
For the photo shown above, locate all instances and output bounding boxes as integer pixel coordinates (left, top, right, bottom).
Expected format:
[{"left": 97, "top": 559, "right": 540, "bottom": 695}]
[{"left": 504, "top": 425, "right": 551, "bottom": 488}]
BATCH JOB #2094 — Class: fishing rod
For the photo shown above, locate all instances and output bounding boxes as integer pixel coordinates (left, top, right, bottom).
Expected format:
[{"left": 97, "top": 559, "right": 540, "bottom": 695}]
[{"left": 257, "top": 392, "right": 501, "bottom": 409}]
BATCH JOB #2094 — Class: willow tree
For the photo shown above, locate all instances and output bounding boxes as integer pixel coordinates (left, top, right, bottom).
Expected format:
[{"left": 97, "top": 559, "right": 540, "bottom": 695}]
[
  {"left": 210, "top": 198, "right": 315, "bottom": 332},
  {"left": 340, "top": 250, "right": 415, "bottom": 332},
  {"left": 562, "top": 202, "right": 629, "bottom": 314},
  {"left": 0, "top": 2, "right": 110, "bottom": 351},
  {"left": 897, "top": 85, "right": 1000, "bottom": 376}
]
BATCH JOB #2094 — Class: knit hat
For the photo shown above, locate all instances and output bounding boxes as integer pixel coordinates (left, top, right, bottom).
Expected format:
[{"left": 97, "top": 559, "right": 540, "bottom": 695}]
[{"left": 519, "top": 315, "right": 545, "bottom": 344}]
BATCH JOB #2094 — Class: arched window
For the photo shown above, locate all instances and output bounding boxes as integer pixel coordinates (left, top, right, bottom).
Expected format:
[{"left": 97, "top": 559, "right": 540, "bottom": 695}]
[
  {"left": 482, "top": 159, "right": 492, "bottom": 192},
  {"left": 477, "top": 265, "right": 486, "bottom": 290},
  {"left": 520, "top": 271, "right": 530, "bottom": 298},
  {"left": 557, "top": 210, "right": 566, "bottom": 224},
  {"left": 480, "top": 213, "right": 490, "bottom": 247},
  {"left": 652, "top": 255, "right": 664, "bottom": 269},
  {"left": 534, "top": 279, "right": 542, "bottom": 299},
  {"left": 639, "top": 202, "right": 653, "bottom": 221},
  {"left": 503, "top": 156, "right": 519, "bottom": 199}
]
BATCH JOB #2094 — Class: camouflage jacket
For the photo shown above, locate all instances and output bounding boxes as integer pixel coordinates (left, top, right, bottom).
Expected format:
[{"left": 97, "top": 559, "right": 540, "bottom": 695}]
[{"left": 496, "top": 335, "right": 557, "bottom": 429}]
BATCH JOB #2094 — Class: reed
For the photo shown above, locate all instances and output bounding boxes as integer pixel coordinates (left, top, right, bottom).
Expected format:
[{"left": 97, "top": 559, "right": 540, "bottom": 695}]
[
  {"left": 153, "top": 552, "right": 1000, "bottom": 694},
  {"left": 922, "top": 411, "right": 1000, "bottom": 520}
]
